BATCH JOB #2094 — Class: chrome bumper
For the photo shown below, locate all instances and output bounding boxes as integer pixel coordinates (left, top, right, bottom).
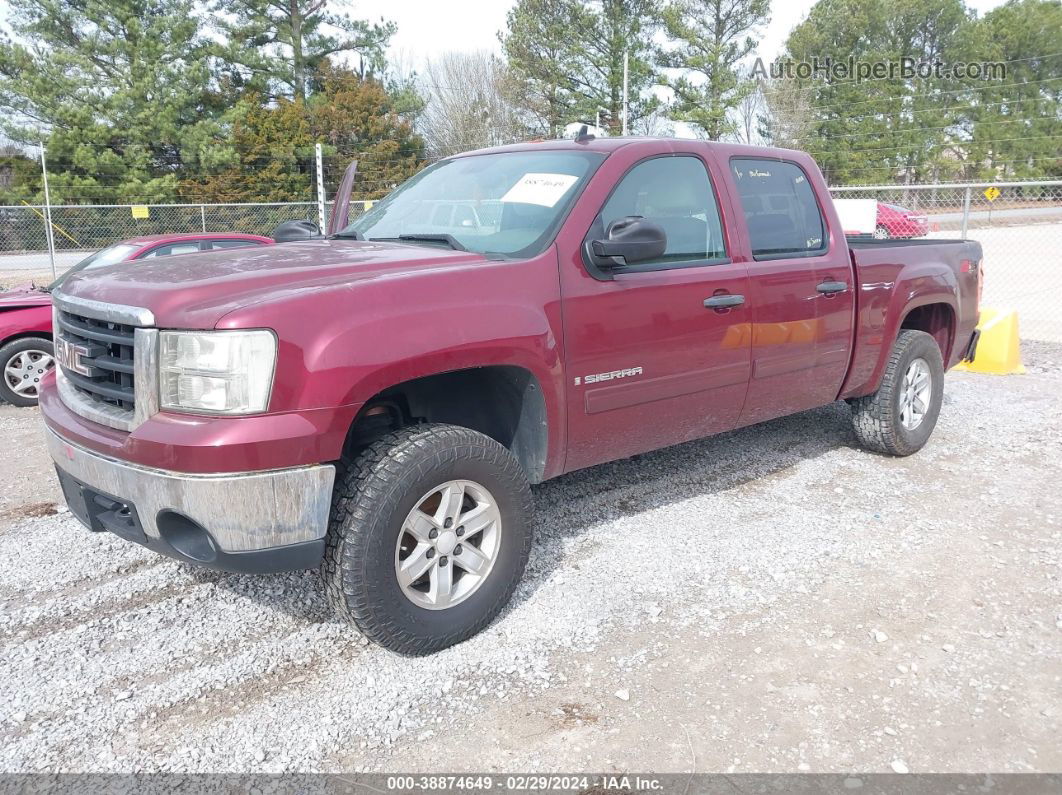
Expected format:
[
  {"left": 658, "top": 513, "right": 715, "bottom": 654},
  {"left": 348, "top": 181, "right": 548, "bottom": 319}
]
[{"left": 46, "top": 428, "right": 335, "bottom": 556}]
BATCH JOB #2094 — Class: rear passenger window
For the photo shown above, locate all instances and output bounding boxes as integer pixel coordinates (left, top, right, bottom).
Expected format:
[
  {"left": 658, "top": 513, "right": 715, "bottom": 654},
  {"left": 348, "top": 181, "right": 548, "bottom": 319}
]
[
  {"left": 731, "top": 159, "right": 827, "bottom": 260},
  {"left": 139, "top": 242, "right": 203, "bottom": 258},
  {"left": 598, "top": 156, "right": 726, "bottom": 266},
  {"left": 209, "top": 239, "right": 259, "bottom": 250}
]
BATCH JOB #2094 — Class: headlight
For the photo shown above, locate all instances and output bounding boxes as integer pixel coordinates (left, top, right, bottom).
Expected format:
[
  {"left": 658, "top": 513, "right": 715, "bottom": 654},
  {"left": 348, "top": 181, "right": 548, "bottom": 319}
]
[{"left": 159, "top": 330, "right": 276, "bottom": 414}]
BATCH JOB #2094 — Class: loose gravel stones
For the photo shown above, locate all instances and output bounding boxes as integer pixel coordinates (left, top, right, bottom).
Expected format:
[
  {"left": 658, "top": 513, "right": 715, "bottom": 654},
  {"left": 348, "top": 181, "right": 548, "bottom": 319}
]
[{"left": 2, "top": 343, "right": 1060, "bottom": 773}]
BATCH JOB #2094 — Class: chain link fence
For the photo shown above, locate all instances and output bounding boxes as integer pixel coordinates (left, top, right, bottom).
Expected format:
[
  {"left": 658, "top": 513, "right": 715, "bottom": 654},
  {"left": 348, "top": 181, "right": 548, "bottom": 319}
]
[
  {"left": 2, "top": 181, "right": 1060, "bottom": 342},
  {"left": 0, "top": 199, "right": 377, "bottom": 282},
  {"left": 829, "top": 181, "right": 1062, "bottom": 342}
]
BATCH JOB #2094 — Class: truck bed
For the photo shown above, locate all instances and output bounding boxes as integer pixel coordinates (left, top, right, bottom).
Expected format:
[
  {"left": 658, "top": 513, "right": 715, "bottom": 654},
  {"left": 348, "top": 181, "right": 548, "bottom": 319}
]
[{"left": 840, "top": 237, "right": 983, "bottom": 399}]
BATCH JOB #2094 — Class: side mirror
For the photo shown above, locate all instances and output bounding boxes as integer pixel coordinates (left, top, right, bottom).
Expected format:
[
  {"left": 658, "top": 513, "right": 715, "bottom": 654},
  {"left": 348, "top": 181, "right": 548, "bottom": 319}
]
[
  {"left": 272, "top": 219, "right": 322, "bottom": 243},
  {"left": 589, "top": 216, "right": 666, "bottom": 268}
]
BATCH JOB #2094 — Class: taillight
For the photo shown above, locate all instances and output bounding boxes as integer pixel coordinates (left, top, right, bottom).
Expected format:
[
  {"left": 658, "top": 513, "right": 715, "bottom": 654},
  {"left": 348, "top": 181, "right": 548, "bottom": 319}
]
[{"left": 961, "top": 259, "right": 984, "bottom": 304}]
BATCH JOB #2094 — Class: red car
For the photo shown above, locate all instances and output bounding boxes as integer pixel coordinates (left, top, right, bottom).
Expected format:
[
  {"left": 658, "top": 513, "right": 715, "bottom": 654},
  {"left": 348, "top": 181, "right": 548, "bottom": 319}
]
[
  {"left": 0, "top": 233, "right": 273, "bottom": 406},
  {"left": 875, "top": 202, "right": 930, "bottom": 239}
]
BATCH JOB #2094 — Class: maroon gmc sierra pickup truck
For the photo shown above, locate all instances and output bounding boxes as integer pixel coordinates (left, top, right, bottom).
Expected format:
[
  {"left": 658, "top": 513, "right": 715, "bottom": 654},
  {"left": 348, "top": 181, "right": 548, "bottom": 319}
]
[{"left": 40, "top": 138, "right": 981, "bottom": 654}]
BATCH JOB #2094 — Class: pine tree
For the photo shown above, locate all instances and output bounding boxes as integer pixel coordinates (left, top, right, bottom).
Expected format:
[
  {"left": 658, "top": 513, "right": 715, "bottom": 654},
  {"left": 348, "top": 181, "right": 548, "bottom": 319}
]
[
  {"left": 210, "top": 0, "right": 395, "bottom": 102},
  {"left": 657, "top": 0, "right": 771, "bottom": 140},
  {"left": 0, "top": 0, "right": 228, "bottom": 203},
  {"left": 961, "top": 0, "right": 1062, "bottom": 180},
  {"left": 568, "top": 0, "right": 662, "bottom": 134},
  {"left": 782, "top": 0, "right": 973, "bottom": 185},
  {"left": 500, "top": 0, "right": 583, "bottom": 136},
  {"left": 186, "top": 64, "right": 425, "bottom": 203}
]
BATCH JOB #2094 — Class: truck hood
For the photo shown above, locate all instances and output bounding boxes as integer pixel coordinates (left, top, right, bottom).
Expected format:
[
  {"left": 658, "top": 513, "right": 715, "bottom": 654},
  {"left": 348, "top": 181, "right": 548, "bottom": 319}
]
[
  {"left": 0, "top": 287, "right": 52, "bottom": 310},
  {"left": 55, "top": 238, "right": 489, "bottom": 328}
]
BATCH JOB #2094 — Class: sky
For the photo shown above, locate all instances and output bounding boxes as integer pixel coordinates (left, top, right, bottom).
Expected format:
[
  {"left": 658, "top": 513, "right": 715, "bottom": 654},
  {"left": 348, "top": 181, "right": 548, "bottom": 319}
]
[{"left": 384, "top": 0, "right": 1013, "bottom": 68}]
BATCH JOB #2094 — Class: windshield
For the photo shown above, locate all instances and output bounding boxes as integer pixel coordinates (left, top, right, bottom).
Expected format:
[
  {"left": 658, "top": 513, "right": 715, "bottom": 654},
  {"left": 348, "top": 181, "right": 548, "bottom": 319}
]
[
  {"left": 48, "top": 243, "right": 139, "bottom": 290},
  {"left": 339, "top": 150, "right": 606, "bottom": 258}
]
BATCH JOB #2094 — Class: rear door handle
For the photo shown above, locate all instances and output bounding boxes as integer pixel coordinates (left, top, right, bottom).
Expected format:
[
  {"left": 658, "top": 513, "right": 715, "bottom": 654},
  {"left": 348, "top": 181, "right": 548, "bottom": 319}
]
[
  {"left": 704, "top": 294, "right": 745, "bottom": 309},
  {"left": 817, "top": 280, "right": 848, "bottom": 294}
]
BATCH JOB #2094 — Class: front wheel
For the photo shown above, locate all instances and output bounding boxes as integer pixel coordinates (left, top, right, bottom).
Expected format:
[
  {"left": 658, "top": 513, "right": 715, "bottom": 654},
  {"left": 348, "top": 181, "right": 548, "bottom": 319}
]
[
  {"left": 0, "top": 336, "right": 55, "bottom": 407},
  {"left": 322, "top": 424, "right": 533, "bottom": 655},
  {"left": 873, "top": 225, "right": 890, "bottom": 240},
  {"left": 850, "top": 329, "right": 945, "bottom": 456}
]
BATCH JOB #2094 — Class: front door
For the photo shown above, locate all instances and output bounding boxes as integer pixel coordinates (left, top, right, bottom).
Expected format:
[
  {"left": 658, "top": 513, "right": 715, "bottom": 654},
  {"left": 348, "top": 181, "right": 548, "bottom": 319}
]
[{"left": 560, "top": 153, "right": 752, "bottom": 473}]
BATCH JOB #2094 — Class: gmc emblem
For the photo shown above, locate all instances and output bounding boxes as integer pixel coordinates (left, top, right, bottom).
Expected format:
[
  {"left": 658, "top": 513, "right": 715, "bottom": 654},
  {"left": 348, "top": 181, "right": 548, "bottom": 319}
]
[{"left": 55, "top": 337, "right": 91, "bottom": 376}]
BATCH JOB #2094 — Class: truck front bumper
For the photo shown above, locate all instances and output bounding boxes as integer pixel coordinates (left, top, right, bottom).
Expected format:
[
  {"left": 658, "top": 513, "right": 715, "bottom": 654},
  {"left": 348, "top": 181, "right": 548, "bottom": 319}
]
[{"left": 46, "top": 428, "right": 335, "bottom": 573}]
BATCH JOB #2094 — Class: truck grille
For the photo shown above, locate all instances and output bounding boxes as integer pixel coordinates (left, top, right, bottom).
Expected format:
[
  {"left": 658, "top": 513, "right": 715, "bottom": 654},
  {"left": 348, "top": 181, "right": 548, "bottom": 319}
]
[{"left": 56, "top": 310, "right": 137, "bottom": 412}]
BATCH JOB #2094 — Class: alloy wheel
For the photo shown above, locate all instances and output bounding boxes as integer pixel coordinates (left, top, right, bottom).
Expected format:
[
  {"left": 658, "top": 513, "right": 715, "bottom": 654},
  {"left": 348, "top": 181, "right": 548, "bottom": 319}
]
[
  {"left": 4, "top": 349, "right": 54, "bottom": 399},
  {"left": 394, "top": 479, "right": 503, "bottom": 610},
  {"left": 899, "top": 357, "right": 932, "bottom": 430}
]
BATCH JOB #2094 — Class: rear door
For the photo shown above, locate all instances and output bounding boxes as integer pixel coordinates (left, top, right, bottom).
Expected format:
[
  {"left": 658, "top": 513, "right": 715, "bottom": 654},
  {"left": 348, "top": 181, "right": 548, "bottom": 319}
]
[
  {"left": 727, "top": 157, "right": 854, "bottom": 425},
  {"left": 560, "top": 151, "right": 752, "bottom": 472}
]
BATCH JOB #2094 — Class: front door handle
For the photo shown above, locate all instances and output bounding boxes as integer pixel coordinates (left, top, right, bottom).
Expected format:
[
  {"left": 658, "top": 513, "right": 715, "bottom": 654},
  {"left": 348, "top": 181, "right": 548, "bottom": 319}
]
[
  {"left": 817, "top": 280, "right": 848, "bottom": 294},
  {"left": 704, "top": 294, "right": 745, "bottom": 309}
]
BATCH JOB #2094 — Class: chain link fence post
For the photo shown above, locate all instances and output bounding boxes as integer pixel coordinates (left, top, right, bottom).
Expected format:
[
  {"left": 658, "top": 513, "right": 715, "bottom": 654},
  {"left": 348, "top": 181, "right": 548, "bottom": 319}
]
[
  {"left": 960, "top": 187, "right": 972, "bottom": 240},
  {"left": 200, "top": 205, "right": 207, "bottom": 232},
  {"left": 315, "top": 143, "right": 326, "bottom": 232}
]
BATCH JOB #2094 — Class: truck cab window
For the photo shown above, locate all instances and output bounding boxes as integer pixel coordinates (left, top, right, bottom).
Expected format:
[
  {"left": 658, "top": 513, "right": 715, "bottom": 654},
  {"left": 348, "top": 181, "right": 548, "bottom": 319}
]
[
  {"left": 599, "top": 156, "right": 726, "bottom": 266},
  {"left": 731, "top": 159, "right": 827, "bottom": 260}
]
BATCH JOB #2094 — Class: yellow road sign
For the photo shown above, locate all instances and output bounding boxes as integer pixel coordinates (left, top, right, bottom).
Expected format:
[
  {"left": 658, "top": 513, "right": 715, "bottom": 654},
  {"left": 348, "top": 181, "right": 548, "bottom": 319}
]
[
  {"left": 983, "top": 186, "right": 1001, "bottom": 202},
  {"left": 131, "top": 205, "right": 149, "bottom": 219}
]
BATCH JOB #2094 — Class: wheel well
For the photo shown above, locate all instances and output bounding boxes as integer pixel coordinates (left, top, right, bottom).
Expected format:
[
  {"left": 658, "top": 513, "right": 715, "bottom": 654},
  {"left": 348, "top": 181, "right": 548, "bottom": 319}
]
[
  {"left": 1, "top": 331, "right": 53, "bottom": 345},
  {"left": 900, "top": 303, "right": 954, "bottom": 361},
  {"left": 343, "top": 366, "right": 549, "bottom": 483}
]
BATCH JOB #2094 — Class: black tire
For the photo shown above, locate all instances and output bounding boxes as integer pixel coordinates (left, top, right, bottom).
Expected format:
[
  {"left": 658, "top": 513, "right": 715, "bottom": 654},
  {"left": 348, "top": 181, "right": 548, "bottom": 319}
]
[
  {"left": 0, "top": 336, "right": 54, "bottom": 407},
  {"left": 850, "top": 329, "right": 945, "bottom": 456},
  {"left": 322, "top": 423, "right": 533, "bottom": 655}
]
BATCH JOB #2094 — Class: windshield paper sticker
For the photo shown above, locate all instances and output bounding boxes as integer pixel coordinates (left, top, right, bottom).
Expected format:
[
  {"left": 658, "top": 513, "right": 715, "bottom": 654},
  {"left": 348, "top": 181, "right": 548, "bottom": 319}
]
[{"left": 501, "top": 173, "right": 578, "bottom": 207}]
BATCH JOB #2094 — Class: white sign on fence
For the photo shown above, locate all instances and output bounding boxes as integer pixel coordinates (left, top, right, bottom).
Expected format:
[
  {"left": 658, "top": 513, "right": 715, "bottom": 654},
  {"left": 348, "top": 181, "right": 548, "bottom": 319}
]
[{"left": 833, "top": 198, "right": 878, "bottom": 236}]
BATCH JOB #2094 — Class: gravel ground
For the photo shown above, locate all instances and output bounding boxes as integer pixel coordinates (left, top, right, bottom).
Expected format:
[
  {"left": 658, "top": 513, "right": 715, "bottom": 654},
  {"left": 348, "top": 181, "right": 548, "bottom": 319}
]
[{"left": 1, "top": 347, "right": 1060, "bottom": 774}]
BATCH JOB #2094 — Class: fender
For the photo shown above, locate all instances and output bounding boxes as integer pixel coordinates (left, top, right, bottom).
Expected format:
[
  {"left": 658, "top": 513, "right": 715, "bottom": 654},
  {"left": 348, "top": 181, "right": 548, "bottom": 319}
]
[
  {"left": 0, "top": 303, "right": 53, "bottom": 343},
  {"left": 338, "top": 341, "right": 563, "bottom": 476},
  {"left": 217, "top": 248, "right": 569, "bottom": 479},
  {"left": 839, "top": 256, "right": 959, "bottom": 400}
]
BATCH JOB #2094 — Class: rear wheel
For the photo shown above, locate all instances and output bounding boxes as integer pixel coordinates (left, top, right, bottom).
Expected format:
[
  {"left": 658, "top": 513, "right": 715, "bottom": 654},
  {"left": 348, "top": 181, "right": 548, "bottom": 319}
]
[
  {"left": 322, "top": 424, "right": 533, "bottom": 655},
  {"left": 850, "top": 330, "right": 944, "bottom": 456},
  {"left": 0, "top": 337, "right": 54, "bottom": 407},
  {"left": 873, "top": 225, "right": 890, "bottom": 240}
]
